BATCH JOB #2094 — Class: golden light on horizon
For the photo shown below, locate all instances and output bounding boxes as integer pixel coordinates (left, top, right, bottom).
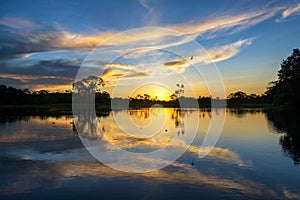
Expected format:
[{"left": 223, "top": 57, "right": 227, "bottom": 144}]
[{"left": 131, "top": 84, "right": 173, "bottom": 101}]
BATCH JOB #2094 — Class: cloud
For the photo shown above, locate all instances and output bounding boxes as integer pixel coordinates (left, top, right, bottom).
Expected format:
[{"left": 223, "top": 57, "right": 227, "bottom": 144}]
[
  {"left": 30, "top": 84, "right": 73, "bottom": 91},
  {"left": 102, "top": 62, "right": 149, "bottom": 81},
  {"left": 162, "top": 39, "right": 252, "bottom": 72},
  {"left": 163, "top": 59, "right": 190, "bottom": 73},
  {"left": 0, "top": 29, "right": 115, "bottom": 59},
  {"left": 138, "top": 0, "right": 156, "bottom": 25},
  {"left": 105, "top": 63, "right": 135, "bottom": 70},
  {"left": 101, "top": 68, "right": 148, "bottom": 81},
  {"left": 0, "top": 73, "right": 70, "bottom": 83},
  {"left": 125, "top": 71, "right": 149, "bottom": 78},
  {"left": 164, "top": 59, "right": 188, "bottom": 67},
  {"left": 0, "top": 37, "right": 252, "bottom": 90},
  {"left": 0, "top": 59, "right": 81, "bottom": 90},
  {"left": 283, "top": 189, "right": 300, "bottom": 199},
  {"left": 282, "top": 3, "right": 300, "bottom": 19},
  {"left": 0, "top": 6, "right": 282, "bottom": 60},
  {"left": 101, "top": 68, "right": 125, "bottom": 79},
  {"left": 168, "top": 8, "right": 280, "bottom": 38},
  {"left": 0, "top": 16, "right": 39, "bottom": 29},
  {"left": 207, "top": 39, "right": 252, "bottom": 63},
  {"left": 106, "top": 38, "right": 252, "bottom": 78}
]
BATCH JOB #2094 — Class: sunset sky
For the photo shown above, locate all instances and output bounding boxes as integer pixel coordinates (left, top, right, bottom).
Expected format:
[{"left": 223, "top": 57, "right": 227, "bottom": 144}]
[{"left": 0, "top": 0, "right": 300, "bottom": 99}]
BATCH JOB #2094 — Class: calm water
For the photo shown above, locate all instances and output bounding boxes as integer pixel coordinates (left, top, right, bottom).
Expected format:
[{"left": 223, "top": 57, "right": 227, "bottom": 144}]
[{"left": 0, "top": 108, "right": 299, "bottom": 200}]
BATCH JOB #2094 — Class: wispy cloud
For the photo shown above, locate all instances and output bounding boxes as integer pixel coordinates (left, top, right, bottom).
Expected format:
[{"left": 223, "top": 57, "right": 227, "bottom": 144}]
[
  {"left": 102, "top": 62, "right": 149, "bottom": 80},
  {"left": 283, "top": 189, "right": 300, "bottom": 199},
  {"left": 138, "top": 0, "right": 156, "bottom": 25},
  {"left": 207, "top": 39, "right": 252, "bottom": 63},
  {"left": 101, "top": 68, "right": 148, "bottom": 81},
  {"left": 163, "top": 59, "right": 190, "bottom": 73},
  {"left": 168, "top": 8, "right": 280, "bottom": 38},
  {"left": 0, "top": 73, "right": 71, "bottom": 83},
  {"left": 0, "top": 6, "right": 283, "bottom": 60},
  {"left": 0, "top": 16, "right": 39, "bottom": 29},
  {"left": 105, "top": 63, "right": 135, "bottom": 70},
  {"left": 164, "top": 59, "right": 188, "bottom": 67},
  {"left": 162, "top": 39, "right": 252, "bottom": 71},
  {"left": 282, "top": 3, "right": 300, "bottom": 19},
  {"left": 0, "top": 29, "right": 116, "bottom": 59},
  {"left": 101, "top": 68, "right": 125, "bottom": 79}
]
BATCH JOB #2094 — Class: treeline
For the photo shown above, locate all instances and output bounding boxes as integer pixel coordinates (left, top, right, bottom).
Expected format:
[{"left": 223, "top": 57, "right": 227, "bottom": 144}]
[
  {"left": 0, "top": 85, "right": 265, "bottom": 107},
  {"left": 116, "top": 93, "right": 263, "bottom": 108},
  {"left": 226, "top": 91, "right": 265, "bottom": 105},
  {"left": 0, "top": 85, "right": 110, "bottom": 105}
]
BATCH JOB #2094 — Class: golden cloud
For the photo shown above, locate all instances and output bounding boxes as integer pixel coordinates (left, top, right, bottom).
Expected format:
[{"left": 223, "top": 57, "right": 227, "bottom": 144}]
[
  {"left": 164, "top": 59, "right": 188, "bottom": 67},
  {"left": 31, "top": 83, "right": 72, "bottom": 91},
  {"left": 105, "top": 63, "right": 135, "bottom": 70},
  {"left": 282, "top": 3, "right": 300, "bottom": 19},
  {"left": 0, "top": 73, "right": 72, "bottom": 83}
]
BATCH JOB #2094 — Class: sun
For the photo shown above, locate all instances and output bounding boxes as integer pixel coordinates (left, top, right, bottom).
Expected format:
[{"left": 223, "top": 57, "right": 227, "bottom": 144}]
[
  {"left": 131, "top": 84, "right": 173, "bottom": 101},
  {"left": 156, "top": 93, "right": 171, "bottom": 101}
]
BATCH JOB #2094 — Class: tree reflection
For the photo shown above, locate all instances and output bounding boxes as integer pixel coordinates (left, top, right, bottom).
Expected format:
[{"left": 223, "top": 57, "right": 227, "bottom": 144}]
[
  {"left": 128, "top": 108, "right": 150, "bottom": 119},
  {"left": 265, "top": 109, "right": 300, "bottom": 165},
  {"left": 170, "top": 109, "right": 185, "bottom": 135},
  {"left": 228, "top": 108, "right": 262, "bottom": 118}
]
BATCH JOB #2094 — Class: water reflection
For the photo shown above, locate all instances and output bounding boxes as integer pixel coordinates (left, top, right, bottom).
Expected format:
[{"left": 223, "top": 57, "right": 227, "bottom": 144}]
[
  {"left": 74, "top": 108, "right": 201, "bottom": 172},
  {"left": 227, "top": 108, "right": 263, "bottom": 118},
  {"left": 0, "top": 108, "right": 300, "bottom": 199},
  {"left": 265, "top": 109, "right": 300, "bottom": 165},
  {"left": 75, "top": 108, "right": 190, "bottom": 147}
]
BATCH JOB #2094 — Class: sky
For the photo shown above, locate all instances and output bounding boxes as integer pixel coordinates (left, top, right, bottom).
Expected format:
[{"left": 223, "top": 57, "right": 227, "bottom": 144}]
[{"left": 0, "top": 0, "right": 300, "bottom": 99}]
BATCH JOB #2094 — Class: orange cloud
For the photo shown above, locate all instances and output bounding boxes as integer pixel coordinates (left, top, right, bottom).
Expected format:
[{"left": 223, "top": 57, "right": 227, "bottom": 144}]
[
  {"left": 31, "top": 83, "right": 72, "bottom": 91},
  {"left": 0, "top": 73, "right": 71, "bottom": 83},
  {"left": 105, "top": 63, "right": 135, "bottom": 70}
]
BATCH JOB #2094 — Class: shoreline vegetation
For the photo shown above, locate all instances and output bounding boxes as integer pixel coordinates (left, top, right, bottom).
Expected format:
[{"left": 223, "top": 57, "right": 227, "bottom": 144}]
[
  {"left": 0, "top": 49, "right": 299, "bottom": 112},
  {"left": 0, "top": 101, "right": 289, "bottom": 114}
]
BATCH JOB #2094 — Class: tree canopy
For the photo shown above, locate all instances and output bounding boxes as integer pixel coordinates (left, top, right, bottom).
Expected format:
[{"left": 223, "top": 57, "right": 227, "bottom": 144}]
[{"left": 265, "top": 48, "right": 300, "bottom": 105}]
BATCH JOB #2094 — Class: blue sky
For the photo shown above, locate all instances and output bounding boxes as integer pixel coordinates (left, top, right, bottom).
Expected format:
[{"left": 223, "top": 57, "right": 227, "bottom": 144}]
[{"left": 0, "top": 0, "right": 300, "bottom": 98}]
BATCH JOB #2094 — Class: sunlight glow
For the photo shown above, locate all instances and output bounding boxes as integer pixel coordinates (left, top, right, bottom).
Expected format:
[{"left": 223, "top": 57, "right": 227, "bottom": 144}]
[{"left": 131, "top": 84, "right": 173, "bottom": 101}]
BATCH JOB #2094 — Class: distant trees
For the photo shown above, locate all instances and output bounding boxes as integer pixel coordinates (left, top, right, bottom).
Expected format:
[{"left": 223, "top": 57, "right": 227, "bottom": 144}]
[
  {"left": 227, "top": 91, "right": 264, "bottom": 104},
  {"left": 0, "top": 84, "right": 110, "bottom": 105},
  {"left": 265, "top": 48, "right": 300, "bottom": 105}
]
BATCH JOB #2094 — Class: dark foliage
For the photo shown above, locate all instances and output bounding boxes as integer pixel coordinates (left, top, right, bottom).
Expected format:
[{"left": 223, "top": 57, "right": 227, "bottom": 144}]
[
  {"left": 0, "top": 85, "right": 110, "bottom": 105},
  {"left": 265, "top": 48, "right": 300, "bottom": 105}
]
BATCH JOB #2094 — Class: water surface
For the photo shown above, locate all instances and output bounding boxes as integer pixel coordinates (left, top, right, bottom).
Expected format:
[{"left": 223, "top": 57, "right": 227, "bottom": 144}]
[{"left": 0, "top": 108, "right": 299, "bottom": 200}]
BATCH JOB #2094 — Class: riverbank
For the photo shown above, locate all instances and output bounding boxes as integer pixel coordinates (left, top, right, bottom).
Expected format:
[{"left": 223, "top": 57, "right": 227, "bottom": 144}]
[{"left": 0, "top": 102, "right": 288, "bottom": 113}]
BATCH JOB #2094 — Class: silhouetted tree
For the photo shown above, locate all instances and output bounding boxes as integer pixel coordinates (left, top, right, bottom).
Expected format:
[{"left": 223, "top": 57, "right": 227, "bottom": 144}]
[
  {"left": 73, "top": 76, "right": 104, "bottom": 96},
  {"left": 265, "top": 48, "right": 300, "bottom": 105}
]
